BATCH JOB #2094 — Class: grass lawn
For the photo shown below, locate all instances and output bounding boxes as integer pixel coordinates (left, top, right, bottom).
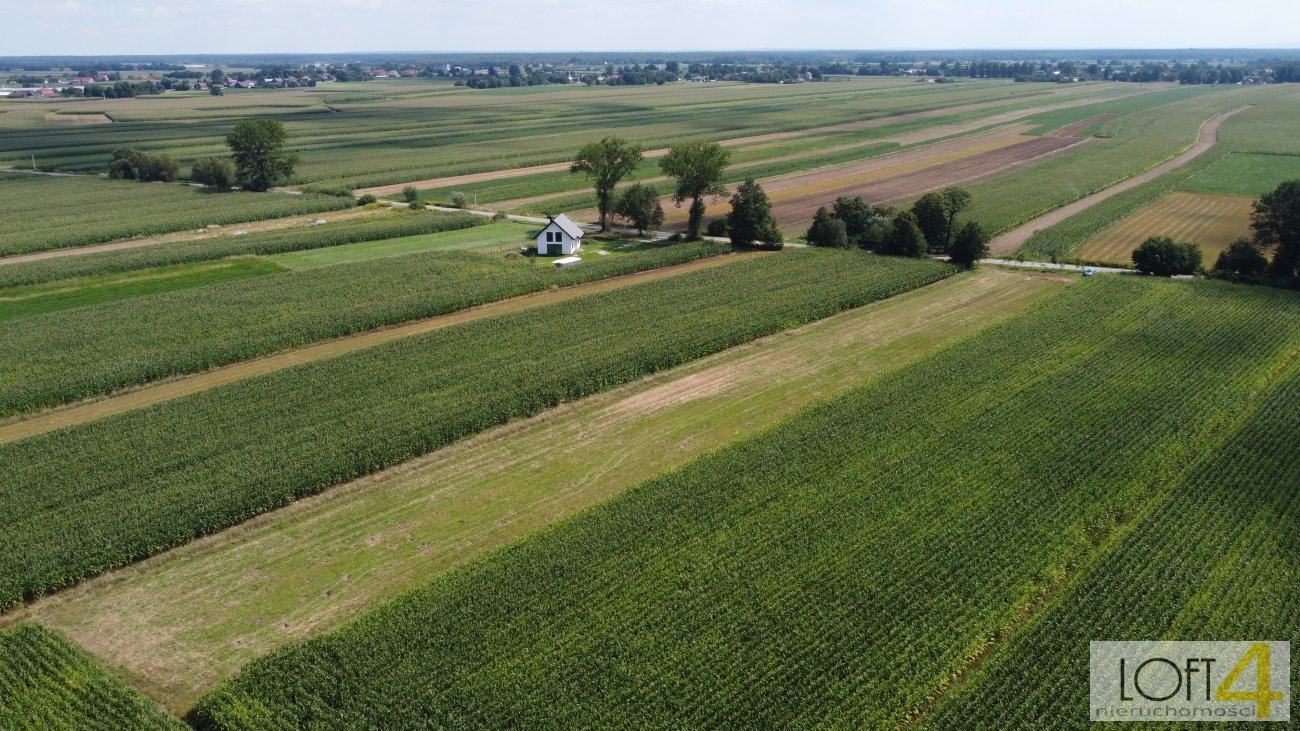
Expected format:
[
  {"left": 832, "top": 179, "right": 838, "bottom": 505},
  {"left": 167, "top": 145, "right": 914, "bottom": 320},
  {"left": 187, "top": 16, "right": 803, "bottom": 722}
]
[
  {"left": 265, "top": 220, "right": 535, "bottom": 269},
  {"left": 0, "top": 258, "right": 283, "bottom": 322},
  {"left": 15, "top": 267, "right": 1069, "bottom": 712}
]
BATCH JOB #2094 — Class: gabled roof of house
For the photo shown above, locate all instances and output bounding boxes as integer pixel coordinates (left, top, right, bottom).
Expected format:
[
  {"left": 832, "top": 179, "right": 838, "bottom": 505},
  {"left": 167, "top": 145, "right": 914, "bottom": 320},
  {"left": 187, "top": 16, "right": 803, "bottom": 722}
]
[{"left": 546, "top": 213, "right": 585, "bottom": 239}]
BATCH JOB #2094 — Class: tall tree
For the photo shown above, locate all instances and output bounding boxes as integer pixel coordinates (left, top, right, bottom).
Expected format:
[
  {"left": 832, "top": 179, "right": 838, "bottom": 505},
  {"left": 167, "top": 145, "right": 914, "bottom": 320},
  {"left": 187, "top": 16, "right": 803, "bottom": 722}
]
[
  {"left": 726, "top": 179, "right": 782, "bottom": 247},
  {"left": 660, "top": 141, "right": 730, "bottom": 240},
  {"left": 1250, "top": 179, "right": 1300, "bottom": 280},
  {"left": 226, "top": 119, "right": 299, "bottom": 192},
  {"left": 571, "top": 136, "right": 644, "bottom": 231}
]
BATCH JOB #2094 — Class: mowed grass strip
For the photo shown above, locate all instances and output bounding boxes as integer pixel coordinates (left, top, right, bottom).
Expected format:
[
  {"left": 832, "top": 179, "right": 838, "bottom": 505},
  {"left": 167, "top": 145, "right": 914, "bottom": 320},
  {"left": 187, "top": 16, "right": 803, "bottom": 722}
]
[
  {"left": 192, "top": 276, "right": 1300, "bottom": 730},
  {"left": 1074, "top": 191, "right": 1254, "bottom": 265},
  {"left": 0, "top": 624, "right": 184, "bottom": 731},
  {"left": 0, "top": 250, "right": 954, "bottom": 610},
  {"left": 0, "top": 240, "right": 725, "bottom": 419},
  {"left": 18, "top": 267, "right": 1063, "bottom": 711},
  {"left": 925, "top": 364, "right": 1300, "bottom": 730}
]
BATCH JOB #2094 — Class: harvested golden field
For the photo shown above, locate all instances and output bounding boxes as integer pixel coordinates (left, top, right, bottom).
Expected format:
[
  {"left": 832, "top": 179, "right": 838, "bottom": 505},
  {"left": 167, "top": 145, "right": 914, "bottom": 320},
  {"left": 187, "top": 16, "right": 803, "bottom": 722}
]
[{"left": 1074, "top": 191, "right": 1253, "bottom": 265}]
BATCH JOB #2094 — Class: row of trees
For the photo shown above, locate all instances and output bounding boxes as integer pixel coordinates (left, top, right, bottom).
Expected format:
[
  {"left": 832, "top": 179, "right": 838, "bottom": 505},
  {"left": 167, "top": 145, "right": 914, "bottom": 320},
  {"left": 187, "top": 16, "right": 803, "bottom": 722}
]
[
  {"left": 805, "top": 187, "right": 989, "bottom": 267},
  {"left": 570, "top": 137, "right": 732, "bottom": 240},
  {"left": 108, "top": 119, "right": 298, "bottom": 193}
]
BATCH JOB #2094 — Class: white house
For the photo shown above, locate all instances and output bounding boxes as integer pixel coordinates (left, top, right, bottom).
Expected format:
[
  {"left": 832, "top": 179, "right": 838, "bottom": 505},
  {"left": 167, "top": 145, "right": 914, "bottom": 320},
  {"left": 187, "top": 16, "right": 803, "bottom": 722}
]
[{"left": 536, "top": 213, "right": 584, "bottom": 256}]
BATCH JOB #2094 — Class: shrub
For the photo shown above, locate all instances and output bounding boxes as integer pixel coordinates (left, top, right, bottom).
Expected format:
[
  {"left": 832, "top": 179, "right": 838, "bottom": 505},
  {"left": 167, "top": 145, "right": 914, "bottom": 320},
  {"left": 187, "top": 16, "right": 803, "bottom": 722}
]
[
  {"left": 1132, "top": 236, "right": 1201, "bottom": 276},
  {"left": 190, "top": 158, "right": 234, "bottom": 190},
  {"left": 402, "top": 186, "right": 422, "bottom": 207},
  {"left": 107, "top": 147, "right": 180, "bottom": 183},
  {"left": 705, "top": 218, "right": 729, "bottom": 237},
  {"left": 357, "top": 193, "right": 378, "bottom": 206},
  {"left": 451, "top": 191, "right": 468, "bottom": 209}
]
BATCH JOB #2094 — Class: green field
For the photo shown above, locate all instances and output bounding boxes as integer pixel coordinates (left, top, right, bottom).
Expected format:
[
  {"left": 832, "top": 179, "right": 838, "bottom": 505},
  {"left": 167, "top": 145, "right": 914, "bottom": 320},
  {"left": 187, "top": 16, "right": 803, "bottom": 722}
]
[
  {"left": 0, "top": 624, "right": 181, "bottom": 731},
  {"left": 19, "top": 267, "right": 1063, "bottom": 710},
  {"left": 1016, "top": 84, "right": 1300, "bottom": 261},
  {"left": 927, "top": 363, "right": 1300, "bottom": 728},
  {"left": 0, "top": 250, "right": 952, "bottom": 610},
  {"left": 0, "top": 208, "right": 487, "bottom": 289},
  {"left": 265, "top": 219, "right": 532, "bottom": 268},
  {"left": 192, "top": 276, "right": 1300, "bottom": 729},
  {"left": 0, "top": 173, "right": 352, "bottom": 256},
  {"left": 0, "top": 78, "right": 1102, "bottom": 189},
  {"left": 0, "top": 258, "right": 283, "bottom": 321},
  {"left": 1178, "top": 151, "right": 1300, "bottom": 197},
  {"left": 0, "top": 240, "right": 725, "bottom": 417}
]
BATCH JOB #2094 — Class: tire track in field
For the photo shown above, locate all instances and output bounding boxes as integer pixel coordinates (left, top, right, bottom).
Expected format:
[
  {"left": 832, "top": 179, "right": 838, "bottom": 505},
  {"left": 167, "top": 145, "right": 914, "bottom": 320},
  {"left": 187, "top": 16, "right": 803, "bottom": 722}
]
[
  {"left": 988, "top": 106, "right": 1248, "bottom": 256},
  {"left": 0, "top": 253, "right": 757, "bottom": 445}
]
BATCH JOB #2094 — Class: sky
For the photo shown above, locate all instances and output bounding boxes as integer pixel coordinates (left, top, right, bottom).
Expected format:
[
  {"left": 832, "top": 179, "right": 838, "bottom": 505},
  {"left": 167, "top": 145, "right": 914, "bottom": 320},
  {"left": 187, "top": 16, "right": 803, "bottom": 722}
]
[{"left": 2, "top": 0, "right": 1298, "bottom": 56}]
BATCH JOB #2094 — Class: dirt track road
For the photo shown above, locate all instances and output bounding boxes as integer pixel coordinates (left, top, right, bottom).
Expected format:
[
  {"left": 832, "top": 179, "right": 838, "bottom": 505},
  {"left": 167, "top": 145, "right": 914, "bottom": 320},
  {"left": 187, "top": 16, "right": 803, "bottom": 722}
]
[{"left": 988, "top": 107, "right": 1247, "bottom": 255}]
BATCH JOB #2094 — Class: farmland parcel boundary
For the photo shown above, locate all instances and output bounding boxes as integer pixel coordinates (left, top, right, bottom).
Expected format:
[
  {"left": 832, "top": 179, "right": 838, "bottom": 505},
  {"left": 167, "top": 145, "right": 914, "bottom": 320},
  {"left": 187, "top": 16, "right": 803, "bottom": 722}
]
[
  {"left": 191, "top": 277, "right": 1300, "bottom": 729},
  {"left": 988, "top": 106, "right": 1246, "bottom": 256},
  {"left": 0, "top": 251, "right": 954, "bottom": 611},
  {"left": 0, "top": 248, "right": 744, "bottom": 444},
  {"left": 0, "top": 240, "right": 727, "bottom": 419},
  {"left": 11, "top": 268, "right": 1066, "bottom": 711}
]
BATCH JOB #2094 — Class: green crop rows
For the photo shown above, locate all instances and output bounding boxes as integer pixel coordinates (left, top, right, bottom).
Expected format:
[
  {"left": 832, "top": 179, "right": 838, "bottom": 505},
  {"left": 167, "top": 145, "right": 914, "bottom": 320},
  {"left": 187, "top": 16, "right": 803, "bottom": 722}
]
[
  {"left": 0, "top": 240, "right": 726, "bottom": 417},
  {"left": 0, "top": 624, "right": 183, "bottom": 731},
  {"left": 0, "top": 208, "right": 487, "bottom": 289},
  {"left": 0, "top": 249, "right": 952, "bottom": 609},
  {"left": 963, "top": 85, "right": 1260, "bottom": 237},
  {"left": 191, "top": 276, "right": 1300, "bottom": 729},
  {"left": 0, "top": 79, "right": 1079, "bottom": 188},
  {"left": 0, "top": 174, "right": 352, "bottom": 256},
  {"left": 927, "top": 364, "right": 1300, "bottom": 729}
]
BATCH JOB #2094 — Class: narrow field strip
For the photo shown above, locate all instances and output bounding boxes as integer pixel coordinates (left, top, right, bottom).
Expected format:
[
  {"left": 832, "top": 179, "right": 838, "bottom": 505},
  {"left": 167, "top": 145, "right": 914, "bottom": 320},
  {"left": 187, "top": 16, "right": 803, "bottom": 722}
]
[
  {"left": 11, "top": 267, "right": 1062, "bottom": 711},
  {"left": 989, "top": 107, "right": 1245, "bottom": 255},
  {"left": 0, "top": 251, "right": 747, "bottom": 444},
  {"left": 0, "top": 206, "right": 384, "bottom": 267}
]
